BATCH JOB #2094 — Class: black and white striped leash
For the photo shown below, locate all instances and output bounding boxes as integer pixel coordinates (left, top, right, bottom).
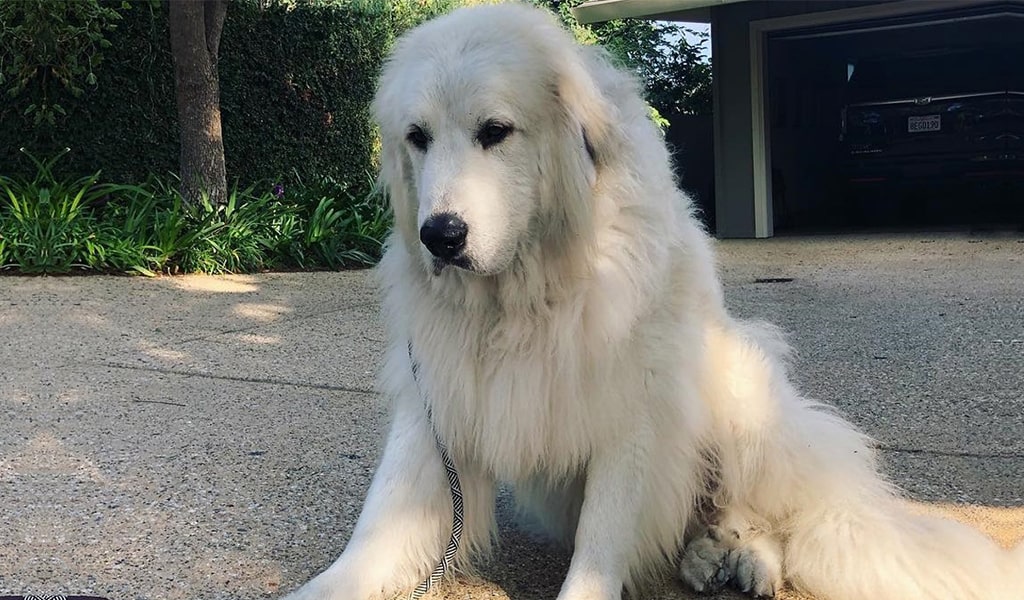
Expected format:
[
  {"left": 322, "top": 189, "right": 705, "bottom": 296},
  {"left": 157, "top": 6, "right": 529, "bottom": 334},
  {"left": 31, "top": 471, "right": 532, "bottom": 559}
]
[{"left": 408, "top": 342, "right": 464, "bottom": 599}]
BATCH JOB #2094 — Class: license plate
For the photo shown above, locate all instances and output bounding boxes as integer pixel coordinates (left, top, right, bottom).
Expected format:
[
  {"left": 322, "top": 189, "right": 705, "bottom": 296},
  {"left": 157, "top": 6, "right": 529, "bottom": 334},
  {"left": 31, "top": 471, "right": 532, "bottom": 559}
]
[{"left": 908, "top": 115, "right": 941, "bottom": 132}]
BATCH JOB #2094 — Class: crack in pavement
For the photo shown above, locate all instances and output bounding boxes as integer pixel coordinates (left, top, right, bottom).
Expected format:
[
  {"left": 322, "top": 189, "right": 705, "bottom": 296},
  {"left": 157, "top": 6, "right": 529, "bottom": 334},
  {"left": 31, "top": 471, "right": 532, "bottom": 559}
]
[
  {"left": 99, "top": 364, "right": 1024, "bottom": 459},
  {"left": 102, "top": 362, "right": 376, "bottom": 396},
  {"left": 877, "top": 442, "right": 1024, "bottom": 460}
]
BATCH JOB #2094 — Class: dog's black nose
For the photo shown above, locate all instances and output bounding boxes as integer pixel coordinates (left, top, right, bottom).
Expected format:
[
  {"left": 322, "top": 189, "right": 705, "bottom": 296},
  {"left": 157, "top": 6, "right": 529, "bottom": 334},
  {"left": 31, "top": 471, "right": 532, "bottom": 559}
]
[{"left": 420, "top": 213, "right": 468, "bottom": 260}]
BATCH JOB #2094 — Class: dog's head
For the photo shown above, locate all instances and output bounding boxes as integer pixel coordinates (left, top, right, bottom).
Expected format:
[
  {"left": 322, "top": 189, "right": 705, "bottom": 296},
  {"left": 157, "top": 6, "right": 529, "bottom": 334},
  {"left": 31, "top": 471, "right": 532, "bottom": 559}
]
[{"left": 372, "top": 4, "right": 617, "bottom": 276}]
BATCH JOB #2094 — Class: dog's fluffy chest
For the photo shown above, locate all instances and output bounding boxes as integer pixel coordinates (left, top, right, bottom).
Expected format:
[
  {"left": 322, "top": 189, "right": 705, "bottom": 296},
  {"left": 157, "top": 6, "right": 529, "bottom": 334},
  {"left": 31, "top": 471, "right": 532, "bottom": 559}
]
[{"left": 411, "top": 301, "right": 635, "bottom": 481}]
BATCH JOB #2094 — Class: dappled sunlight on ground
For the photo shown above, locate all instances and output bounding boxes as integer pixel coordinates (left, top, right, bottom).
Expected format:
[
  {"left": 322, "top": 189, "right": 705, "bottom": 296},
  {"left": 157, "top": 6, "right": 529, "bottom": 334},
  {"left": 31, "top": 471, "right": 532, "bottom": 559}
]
[
  {"left": 0, "top": 430, "right": 106, "bottom": 484},
  {"left": 230, "top": 332, "right": 282, "bottom": 345},
  {"left": 0, "top": 387, "right": 33, "bottom": 406},
  {"left": 166, "top": 274, "right": 260, "bottom": 294},
  {"left": 189, "top": 552, "right": 284, "bottom": 599},
  {"left": 906, "top": 500, "right": 1024, "bottom": 549},
  {"left": 0, "top": 271, "right": 385, "bottom": 598},
  {"left": 138, "top": 341, "right": 191, "bottom": 362},
  {"left": 68, "top": 311, "right": 110, "bottom": 328},
  {"left": 55, "top": 387, "right": 84, "bottom": 406},
  {"left": 232, "top": 302, "right": 293, "bottom": 322}
]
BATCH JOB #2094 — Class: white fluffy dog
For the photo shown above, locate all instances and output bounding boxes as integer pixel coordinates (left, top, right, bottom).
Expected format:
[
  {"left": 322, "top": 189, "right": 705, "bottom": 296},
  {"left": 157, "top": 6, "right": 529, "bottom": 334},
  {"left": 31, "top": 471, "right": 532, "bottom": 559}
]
[{"left": 285, "top": 4, "right": 1019, "bottom": 599}]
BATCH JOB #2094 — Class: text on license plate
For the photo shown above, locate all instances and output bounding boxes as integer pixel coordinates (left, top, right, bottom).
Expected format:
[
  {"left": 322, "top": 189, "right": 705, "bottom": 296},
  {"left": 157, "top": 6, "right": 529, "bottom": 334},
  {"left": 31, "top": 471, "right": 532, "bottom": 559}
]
[{"left": 908, "top": 115, "right": 941, "bottom": 132}]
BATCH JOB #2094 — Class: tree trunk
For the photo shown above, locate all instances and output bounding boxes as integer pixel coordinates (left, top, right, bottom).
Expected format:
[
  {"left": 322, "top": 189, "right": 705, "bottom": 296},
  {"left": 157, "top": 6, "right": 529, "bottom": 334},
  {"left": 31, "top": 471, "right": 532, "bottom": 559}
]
[{"left": 169, "top": 0, "right": 228, "bottom": 205}]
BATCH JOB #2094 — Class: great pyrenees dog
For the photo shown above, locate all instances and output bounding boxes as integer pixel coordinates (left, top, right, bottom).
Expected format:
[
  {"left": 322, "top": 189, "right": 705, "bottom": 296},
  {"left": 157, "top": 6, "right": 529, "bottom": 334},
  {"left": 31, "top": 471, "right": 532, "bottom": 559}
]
[{"left": 285, "top": 4, "right": 1019, "bottom": 600}]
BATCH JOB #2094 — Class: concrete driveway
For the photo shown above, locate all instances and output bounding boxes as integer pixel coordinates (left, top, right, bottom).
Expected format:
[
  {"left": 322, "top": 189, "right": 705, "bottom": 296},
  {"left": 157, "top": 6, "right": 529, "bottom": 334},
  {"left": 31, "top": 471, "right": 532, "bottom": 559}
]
[{"left": 1, "top": 234, "right": 1021, "bottom": 600}]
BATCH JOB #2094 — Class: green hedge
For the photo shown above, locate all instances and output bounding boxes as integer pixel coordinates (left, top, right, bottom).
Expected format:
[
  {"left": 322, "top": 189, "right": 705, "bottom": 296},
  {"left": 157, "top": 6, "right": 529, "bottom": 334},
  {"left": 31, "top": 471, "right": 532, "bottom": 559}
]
[
  {"left": 0, "top": 1, "right": 401, "bottom": 195},
  {"left": 219, "top": 3, "right": 392, "bottom": 194}
]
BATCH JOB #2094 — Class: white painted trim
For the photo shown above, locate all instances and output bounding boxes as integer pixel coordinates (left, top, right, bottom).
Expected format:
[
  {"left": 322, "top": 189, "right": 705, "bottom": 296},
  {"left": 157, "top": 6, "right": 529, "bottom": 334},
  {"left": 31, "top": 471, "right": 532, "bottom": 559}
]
[
  {"left": 776, "top": 9, "right": 1024, "bottom": 40},
  {"left": 749, "top": 24, "right": 771, "bottom": 238},
  {"left": 752, "top": 0, "right": 1016, "bottom": 33},
  {"left": 746, "top": 0, "right": 1021, "bottom": 237},
  {"left": 710, "top": 16, "right": 725, "bottom": 236},
  {"left": 573, "top": 0, "right": 747, "bottom": 24}
]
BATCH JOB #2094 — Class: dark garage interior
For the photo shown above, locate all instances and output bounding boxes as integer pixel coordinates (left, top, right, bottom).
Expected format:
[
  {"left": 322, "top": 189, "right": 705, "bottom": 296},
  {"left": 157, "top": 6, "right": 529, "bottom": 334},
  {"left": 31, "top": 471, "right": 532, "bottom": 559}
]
[{"left": 767, "top": 5, "right": 1024, "bottom": 233}]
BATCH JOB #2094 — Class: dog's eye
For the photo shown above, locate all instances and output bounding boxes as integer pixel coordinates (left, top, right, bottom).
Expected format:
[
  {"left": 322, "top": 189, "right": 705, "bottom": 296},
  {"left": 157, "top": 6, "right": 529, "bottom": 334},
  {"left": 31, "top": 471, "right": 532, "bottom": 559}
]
[
  {"left": 406, "top": 126, "right": 431, "bottom": 151},
  {"left": 477, "top": 121, "right": 513, "bottom": 149}
]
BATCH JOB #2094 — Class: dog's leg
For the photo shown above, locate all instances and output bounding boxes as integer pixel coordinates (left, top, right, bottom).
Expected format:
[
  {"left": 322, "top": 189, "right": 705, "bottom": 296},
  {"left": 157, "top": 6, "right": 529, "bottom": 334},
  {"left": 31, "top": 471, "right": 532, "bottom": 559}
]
[
  {"left": 555, "top": 429, "right": 653, "bottom": 600},
  {"left": 283, "top": 396, "right": 495, "bottom": 600}
]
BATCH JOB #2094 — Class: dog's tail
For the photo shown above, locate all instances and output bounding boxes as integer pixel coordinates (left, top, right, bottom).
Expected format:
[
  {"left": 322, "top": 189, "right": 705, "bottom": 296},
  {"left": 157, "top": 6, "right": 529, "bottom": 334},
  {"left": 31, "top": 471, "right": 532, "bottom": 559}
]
[
  {"left": 784, "top": 492, "right": 1016, "bottom": 599},
  {"left": 1013, "top": 542, "right": 1024, "bottom": 591},
  {"left": 772, "top": 398, "right": 1016, "bottom": 600},
  {"left": 713, "top": 321, "right": 1018, "bottom": 600}
]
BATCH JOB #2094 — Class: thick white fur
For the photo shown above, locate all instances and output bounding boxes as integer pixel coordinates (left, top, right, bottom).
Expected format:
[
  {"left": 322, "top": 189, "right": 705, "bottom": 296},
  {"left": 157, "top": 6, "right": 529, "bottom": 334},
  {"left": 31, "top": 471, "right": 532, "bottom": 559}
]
[{"left": 284, "top": 4, "right": 1019, "bottom": 600}]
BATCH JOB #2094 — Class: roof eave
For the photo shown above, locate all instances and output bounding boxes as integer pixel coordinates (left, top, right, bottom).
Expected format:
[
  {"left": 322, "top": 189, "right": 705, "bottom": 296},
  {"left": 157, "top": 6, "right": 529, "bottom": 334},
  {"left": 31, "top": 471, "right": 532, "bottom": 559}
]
[{"left": 573, "top": 0, "right": 749, "bottom": 24}]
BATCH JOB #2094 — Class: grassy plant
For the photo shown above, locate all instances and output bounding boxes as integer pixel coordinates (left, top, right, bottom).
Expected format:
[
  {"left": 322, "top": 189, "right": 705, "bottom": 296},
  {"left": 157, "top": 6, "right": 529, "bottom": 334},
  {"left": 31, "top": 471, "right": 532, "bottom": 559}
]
[
  {"left": 0, "top": 150, "right": 108, "bottom": 273},
  {"left": 327, "top": 182, "right": 390, "bottom": 266},
  {"left": 0, "top": 151, "right": 392, "bottom": 275},
  {"left": 175, "top": 187, "right": 294, "bottom": 273},
  {"left": 287, "top": 171, "right": 391, "bottom": 269},
  {"left": 90, "top": 181, "right": 174, "bottom": 275}
]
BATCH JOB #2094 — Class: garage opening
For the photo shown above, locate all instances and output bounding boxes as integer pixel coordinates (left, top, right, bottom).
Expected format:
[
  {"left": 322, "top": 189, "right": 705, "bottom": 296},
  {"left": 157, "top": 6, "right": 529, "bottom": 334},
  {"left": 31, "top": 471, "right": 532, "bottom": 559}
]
[{"left": 766, "top": 5, "right": 1024, "bottom": 233}]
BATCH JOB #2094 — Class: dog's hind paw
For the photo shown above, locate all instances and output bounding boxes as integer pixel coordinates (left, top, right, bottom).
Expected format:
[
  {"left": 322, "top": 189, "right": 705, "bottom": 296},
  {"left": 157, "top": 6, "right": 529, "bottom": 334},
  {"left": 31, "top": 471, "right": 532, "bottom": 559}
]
[
  {"left": 679, "top": 532, "right": 732, "bottom": 593},
  {"left": 727, "top": 539, "right": 781, "bottom": 598},
  {"left": 680, "top": 527, "right": 782, "bottom": 598}
]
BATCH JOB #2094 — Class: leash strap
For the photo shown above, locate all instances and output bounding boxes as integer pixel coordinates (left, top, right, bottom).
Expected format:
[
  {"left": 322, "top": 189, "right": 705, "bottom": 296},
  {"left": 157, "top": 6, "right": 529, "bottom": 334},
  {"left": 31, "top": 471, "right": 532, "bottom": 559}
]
[{"left": 408, "top": 343, "right": 464, "bottom": 599}]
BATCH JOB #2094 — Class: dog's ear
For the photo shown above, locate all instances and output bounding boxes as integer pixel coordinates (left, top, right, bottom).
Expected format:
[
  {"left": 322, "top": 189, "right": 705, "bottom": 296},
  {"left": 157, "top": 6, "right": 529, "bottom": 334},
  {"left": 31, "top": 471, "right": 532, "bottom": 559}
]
[
  {"left": 552, "top": 48, "right": 618, "bottom": 168},
  {"left": 540, "top": 46, "right": 621, "bottom": 239},
  {"left": 373, "top": 50, "right": 423, "bottom": 254},
  {"left": 378, "top": 140, "right": 419, "bottom": 251}
]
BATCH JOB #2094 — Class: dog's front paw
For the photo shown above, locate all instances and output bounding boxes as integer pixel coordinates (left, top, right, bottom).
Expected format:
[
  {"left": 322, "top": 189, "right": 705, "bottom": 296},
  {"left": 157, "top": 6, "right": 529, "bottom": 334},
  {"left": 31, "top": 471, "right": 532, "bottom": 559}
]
[
  {"left": 279, "top": 585, "right": 325, "bottom": 600},
  {"left": 279, "top": 578, "right": 351, "bottom": 600},
  {"left": 727, "top": 540, "right": 781, "bottom": 599},
  {"left": 679, "top": 533, "right": 732, "bottom": 593}
]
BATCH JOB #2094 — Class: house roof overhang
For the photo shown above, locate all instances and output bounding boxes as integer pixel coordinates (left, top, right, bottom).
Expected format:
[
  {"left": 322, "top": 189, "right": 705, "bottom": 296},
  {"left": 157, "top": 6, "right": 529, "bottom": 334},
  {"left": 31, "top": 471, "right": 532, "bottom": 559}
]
[{"left": 572, "top": 0, "right": 749, "bottom": 24}]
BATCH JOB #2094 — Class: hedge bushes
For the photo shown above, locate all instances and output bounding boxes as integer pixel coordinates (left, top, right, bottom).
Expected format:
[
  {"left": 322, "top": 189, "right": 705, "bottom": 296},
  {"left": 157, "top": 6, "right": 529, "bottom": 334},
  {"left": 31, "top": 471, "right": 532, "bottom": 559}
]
[{"left": 218, "top": 2, "right": 393, "bottom": 196}]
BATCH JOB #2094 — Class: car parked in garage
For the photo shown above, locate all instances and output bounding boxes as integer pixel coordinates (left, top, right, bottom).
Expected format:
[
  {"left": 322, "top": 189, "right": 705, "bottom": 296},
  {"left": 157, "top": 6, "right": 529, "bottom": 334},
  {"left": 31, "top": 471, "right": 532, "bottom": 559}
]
[{"left": 840, "top": 46, "right": 1024, "bottom": 185}]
